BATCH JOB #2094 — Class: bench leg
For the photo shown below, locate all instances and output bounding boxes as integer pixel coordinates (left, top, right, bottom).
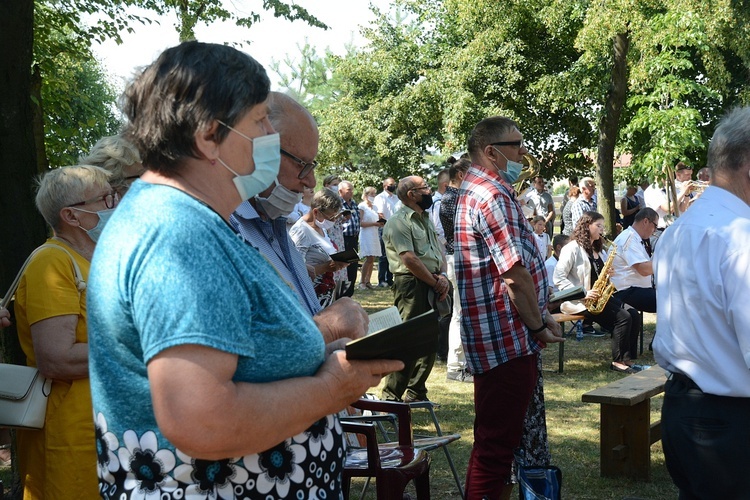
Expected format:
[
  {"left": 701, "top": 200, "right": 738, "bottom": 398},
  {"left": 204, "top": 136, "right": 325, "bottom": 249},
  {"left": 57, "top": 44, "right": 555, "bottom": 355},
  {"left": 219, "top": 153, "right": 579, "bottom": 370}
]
[
  {"left": 599, "top": 400, "right": 652, "bottom": 481},
  {"left": 558, "top": 337, "right": 564, "bottom": 373}
]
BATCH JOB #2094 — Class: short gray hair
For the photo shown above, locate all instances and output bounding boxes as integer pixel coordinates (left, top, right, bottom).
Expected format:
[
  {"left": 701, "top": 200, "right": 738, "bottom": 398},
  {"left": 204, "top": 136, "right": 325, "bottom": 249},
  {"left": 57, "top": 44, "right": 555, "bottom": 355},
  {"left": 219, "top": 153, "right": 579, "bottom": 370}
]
[
  {"left": 36, "top": 165, "right": 111, "bottom": 230},
  {"left": 79, "top": 134, "right": 140, "bottom": 193},
  {"left": 311, "top": 188, "right": 342, "bottom": 213},
  {"left": 338, "top": 180, "right": 353, "bottom": 191},
  {"left": 708, "top": 107, "right": 750, "bottom": 174}
]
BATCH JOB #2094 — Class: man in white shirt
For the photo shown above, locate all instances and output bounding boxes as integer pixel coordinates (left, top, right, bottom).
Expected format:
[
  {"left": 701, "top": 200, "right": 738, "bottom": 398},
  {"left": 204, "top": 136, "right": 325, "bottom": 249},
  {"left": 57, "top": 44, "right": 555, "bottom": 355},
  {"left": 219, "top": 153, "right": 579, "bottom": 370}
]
[
  {"left": 611, "top": 208, "right": 658, "bottom": 312},
  {"left": 545, "top": 234, "right": 569, "bottom": 294},
  {"left": 373, "top": 177, "right": 400, "bottom": 286},
  {"left": 653, "top": 107, "right": 750, "bottom": 499}
]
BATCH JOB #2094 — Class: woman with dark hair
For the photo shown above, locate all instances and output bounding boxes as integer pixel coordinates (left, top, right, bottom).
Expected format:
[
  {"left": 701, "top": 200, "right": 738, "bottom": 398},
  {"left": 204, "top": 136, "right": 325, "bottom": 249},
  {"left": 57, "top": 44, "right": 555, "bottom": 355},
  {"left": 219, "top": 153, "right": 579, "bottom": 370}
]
[
  {"left": 553, "top": 211, "right": 641, "bottom": 373},
  {"left": 86, "top": 41, "right": 401, "bottom": 498}
]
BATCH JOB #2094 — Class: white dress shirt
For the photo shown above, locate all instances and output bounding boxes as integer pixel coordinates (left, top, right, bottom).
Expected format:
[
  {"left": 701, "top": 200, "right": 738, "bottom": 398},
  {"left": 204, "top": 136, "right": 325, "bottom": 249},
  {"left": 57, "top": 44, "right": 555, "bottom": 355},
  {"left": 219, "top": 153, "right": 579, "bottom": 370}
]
[
  {"left": 653, "top": 186, "right": 750, "bottom": 397},
  {"left": 611, "top": 226, "right": 652, "bottom": 290},
  {"left": 373, "top": 190, "right": 400, "bottom": 220},
  {"left": 545, "top": 255, "right": 559, "bottom": 292},
  {"left": 644, "top": 183, "right": 669, "bottom": 227}
]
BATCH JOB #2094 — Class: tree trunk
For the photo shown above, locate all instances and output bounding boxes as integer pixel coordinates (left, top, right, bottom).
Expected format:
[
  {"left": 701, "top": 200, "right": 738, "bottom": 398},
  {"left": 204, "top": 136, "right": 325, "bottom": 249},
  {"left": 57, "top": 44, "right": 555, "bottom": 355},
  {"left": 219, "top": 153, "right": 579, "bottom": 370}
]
[{"left": 596, "top": 32, "right": 629, "bottom": 237}]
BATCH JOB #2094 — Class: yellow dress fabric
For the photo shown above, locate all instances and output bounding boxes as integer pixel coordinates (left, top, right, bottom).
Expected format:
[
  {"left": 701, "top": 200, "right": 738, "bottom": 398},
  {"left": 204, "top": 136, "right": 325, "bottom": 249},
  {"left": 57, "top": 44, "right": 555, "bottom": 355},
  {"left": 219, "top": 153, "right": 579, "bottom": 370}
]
[{"left": 13, "top": 238, "right": 99, "bottom": 499}]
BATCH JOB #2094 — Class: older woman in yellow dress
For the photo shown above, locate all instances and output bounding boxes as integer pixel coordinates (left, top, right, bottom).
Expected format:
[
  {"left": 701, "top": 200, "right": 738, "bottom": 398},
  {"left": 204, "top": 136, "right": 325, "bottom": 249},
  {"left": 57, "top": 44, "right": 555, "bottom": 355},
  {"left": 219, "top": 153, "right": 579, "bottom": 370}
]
[{"left": 14, "top": 164, "right": 117, "bottom": 498}]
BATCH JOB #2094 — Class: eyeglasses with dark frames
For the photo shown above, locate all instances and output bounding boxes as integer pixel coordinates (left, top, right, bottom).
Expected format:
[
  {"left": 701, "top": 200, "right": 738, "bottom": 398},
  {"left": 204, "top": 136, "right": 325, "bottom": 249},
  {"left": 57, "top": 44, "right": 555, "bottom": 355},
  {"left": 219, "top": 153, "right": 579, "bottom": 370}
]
[
  {"left": 490, "top": 140, "right": 525, "bottom": 148},
  {"left": 281, "top": 148, "right": 318, "bottom": 179},
  {"left": 67, "top": 191, "right": 119, "bottom": 210}
]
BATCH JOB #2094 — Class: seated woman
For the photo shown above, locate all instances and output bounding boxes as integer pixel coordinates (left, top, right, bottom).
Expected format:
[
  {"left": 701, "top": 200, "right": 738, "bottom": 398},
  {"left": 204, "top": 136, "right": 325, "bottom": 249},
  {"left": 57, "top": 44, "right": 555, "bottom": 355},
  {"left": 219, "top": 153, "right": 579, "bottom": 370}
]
[
  {"left": 290, "top": 188, "right": 351, "bottom": 308},
  {"left": 553, "top": 211, "right": 642, "bottom": 373},
  {"left": 15, "top": 164, "right": 117, "bottom": 497},
  {"left": 86, "top": 41, "right": 401, "bottom": 499}
]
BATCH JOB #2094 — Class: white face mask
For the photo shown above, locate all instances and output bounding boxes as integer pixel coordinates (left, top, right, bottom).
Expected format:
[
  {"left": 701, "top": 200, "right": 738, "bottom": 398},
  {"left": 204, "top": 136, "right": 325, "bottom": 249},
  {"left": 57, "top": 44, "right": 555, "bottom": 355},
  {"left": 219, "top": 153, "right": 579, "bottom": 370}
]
[
  {"left": 216, "top": 120, "right": 281, "bottom": 201},
  {"left": 367, "top": 196, "right": 375, "bottom": 203},
  {"left": 328, "top": 184, "right": 339, "bottom": 194},
  {"left": 255, "top": 178, "right": 303, "bottom": 220},
  {"left": 315, "top": 218, "right": 336, "bottom": 231}
]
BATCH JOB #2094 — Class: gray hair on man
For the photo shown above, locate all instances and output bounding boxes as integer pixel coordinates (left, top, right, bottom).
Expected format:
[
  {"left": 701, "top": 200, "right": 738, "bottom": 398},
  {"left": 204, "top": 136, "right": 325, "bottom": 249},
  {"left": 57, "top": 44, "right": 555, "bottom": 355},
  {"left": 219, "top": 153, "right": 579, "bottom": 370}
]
[
  {"left": 708, "top": 107, "right": 750, "bottom": 174},
  {"left": 36, "top": 165, "right": 111, "bottom": 230}
]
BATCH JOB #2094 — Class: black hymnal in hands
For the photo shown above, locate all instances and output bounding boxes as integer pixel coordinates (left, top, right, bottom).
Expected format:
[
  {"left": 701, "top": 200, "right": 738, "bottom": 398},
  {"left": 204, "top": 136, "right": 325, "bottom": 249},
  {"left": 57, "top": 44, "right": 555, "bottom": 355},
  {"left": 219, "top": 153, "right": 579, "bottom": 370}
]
[
  {"left": 345, "top": 309, "right": 438, "bottom": 363},
  {"left": 329, "top": 248, "right": 360, "bottom": 263}
]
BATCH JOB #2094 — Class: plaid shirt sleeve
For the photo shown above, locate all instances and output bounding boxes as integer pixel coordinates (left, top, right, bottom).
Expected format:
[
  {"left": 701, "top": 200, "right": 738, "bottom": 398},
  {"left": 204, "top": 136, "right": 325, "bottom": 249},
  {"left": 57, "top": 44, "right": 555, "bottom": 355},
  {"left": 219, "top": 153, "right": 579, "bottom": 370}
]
[{"left": 341, "top": 199, "right": 361, "bottom": 236}]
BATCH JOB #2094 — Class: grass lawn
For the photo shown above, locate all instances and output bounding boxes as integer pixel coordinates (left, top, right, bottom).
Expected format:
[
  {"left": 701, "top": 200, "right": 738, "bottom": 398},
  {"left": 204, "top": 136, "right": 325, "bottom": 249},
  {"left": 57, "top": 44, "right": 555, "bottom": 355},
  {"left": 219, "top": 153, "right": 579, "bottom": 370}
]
[{"left": 352, "top": 283, "right": 678, "bottom": 500}]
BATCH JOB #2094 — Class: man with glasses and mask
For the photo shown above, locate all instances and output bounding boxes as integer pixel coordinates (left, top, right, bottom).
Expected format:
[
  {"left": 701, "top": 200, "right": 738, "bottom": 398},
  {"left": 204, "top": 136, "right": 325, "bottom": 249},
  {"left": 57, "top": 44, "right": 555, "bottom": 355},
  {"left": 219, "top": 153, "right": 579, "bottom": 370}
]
[
  {"left": 454, "top": 116, "right": 562, "bottom": 500},
  {"left": 230, "top": 92, "right": 369, "bottom": 340},
  {"left": 570, "top": 176, "right": 597, "bottom": 229},
  {"left": 611, "top": 208, "right": 659, "bottom": 313},
  {"left": 381, "top": 176, "right": 449, "bottom": 403}
]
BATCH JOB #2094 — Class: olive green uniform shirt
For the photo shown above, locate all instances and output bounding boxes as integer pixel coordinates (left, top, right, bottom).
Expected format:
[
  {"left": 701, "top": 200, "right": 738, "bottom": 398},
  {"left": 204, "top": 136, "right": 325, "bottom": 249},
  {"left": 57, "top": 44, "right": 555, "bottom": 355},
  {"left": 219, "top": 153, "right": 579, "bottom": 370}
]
[{"left": 383, "top": 205, "right": 444, "bottom": 275}]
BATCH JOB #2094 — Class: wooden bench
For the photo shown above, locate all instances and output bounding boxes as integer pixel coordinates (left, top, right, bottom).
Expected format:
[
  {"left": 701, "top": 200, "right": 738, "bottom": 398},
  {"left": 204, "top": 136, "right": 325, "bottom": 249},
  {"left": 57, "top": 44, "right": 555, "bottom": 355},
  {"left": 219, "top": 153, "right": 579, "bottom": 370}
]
[
  {"left": 582, "top": 366, "right": 667, "bottom": 480},
  {"left": 551, "top": 313, "right": 585, "bottom": 373}
]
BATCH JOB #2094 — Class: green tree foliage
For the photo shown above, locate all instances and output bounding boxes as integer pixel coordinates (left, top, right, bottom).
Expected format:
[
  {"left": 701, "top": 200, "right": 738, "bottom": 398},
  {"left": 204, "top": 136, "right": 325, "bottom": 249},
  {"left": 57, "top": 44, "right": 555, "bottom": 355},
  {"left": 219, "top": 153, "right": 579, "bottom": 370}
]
[
  {"left": 158, "top": 0, "right": 328, "bottom": 42},
  {"left": 33, "top": 2, "right": 126, "bottom": 170},
  {"left": 277, "top": 0, "right": 749, "bottom": 228}
]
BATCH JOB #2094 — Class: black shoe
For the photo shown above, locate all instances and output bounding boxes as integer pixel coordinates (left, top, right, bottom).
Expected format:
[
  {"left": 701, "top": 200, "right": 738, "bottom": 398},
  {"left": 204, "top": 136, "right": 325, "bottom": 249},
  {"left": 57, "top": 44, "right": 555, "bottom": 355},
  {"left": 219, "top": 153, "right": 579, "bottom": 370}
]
[
  {"left": 610, "top": 363, "right": 636, "bottom": 374},
  {"left": 404, "top": 395, "right": 430, "bottom": 403}
]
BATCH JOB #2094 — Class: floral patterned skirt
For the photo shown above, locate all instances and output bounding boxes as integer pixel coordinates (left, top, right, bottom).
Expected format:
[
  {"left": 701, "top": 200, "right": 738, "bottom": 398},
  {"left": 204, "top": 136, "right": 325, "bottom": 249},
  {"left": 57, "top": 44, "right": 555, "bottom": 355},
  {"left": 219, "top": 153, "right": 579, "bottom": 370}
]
[{"left": 96, "top": 412, "right": 345, "bottom": 500}]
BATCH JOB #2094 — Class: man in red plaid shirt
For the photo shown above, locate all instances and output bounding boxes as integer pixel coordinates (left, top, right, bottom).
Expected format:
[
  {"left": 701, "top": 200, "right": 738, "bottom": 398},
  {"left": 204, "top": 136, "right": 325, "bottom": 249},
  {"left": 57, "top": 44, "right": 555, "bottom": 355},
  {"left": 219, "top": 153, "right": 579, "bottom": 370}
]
[{"left": 455, "top": 116, "right": 563, "bottom": 500}]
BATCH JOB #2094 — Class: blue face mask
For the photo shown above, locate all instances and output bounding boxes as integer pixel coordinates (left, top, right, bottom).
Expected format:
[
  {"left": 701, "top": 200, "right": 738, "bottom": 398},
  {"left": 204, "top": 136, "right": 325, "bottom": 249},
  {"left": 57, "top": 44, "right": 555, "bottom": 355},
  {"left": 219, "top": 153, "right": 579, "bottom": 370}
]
[
  {"left": 216, "top": 121, "right": 281, "bottom": 201},
  {"left": 492, "top": 147, "right": 523, "bottom": 185},
  {"left": 73, "top": 208, "right": 115, "bottom": 243}
]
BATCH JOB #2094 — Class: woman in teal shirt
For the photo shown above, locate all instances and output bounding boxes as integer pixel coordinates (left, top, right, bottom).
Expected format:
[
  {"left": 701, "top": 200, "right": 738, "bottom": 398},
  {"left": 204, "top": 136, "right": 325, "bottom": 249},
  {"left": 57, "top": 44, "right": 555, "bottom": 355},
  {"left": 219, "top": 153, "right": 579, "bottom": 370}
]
[{"left": 87, "top": 41, "right": 401, "bottom": 499}]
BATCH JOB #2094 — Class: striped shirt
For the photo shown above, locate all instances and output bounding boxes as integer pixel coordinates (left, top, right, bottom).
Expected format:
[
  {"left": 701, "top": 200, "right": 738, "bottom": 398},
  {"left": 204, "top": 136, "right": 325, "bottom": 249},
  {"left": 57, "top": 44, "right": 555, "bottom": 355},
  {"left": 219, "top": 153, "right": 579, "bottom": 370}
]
[
  {"left": 230, "top": 201, "right": 322, "bottom": 317},
  {"left": 454, "top": 164, "right": 548, "bottom": 374}
]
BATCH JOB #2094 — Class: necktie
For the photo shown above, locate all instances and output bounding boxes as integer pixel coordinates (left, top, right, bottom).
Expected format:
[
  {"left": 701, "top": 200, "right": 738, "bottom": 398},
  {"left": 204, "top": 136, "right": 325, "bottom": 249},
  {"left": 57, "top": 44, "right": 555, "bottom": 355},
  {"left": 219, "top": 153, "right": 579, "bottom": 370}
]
[{"left": 641, "top": 239, "right": 652, "bottom": 257}]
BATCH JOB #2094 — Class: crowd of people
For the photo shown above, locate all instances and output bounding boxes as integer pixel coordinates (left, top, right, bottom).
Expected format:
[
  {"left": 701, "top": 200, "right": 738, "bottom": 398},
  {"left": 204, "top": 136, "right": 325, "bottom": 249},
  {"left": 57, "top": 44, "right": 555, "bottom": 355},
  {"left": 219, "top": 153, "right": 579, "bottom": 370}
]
[{"left": 1, "top": 39, "right": 747, "bottom": 500}]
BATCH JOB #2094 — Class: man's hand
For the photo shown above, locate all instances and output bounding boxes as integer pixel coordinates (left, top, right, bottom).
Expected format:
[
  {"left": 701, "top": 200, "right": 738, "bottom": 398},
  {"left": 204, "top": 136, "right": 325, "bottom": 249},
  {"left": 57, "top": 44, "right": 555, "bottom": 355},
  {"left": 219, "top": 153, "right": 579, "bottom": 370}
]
[
  {"left": 532, "top": 313, "right": 564, "bottom": 347},
  {"left": 432, "top": 273, "right": 450, "bottom": 302},
  {"left": 314, "top": 297, "right": 370, "bottom": 343}
]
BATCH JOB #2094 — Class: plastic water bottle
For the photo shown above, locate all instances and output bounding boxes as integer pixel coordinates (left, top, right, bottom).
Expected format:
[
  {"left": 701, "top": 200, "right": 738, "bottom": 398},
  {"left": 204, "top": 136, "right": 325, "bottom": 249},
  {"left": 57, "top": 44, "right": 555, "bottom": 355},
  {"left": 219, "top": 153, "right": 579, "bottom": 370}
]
[{"left": 575, "top": 320, "right": 584, "bottom": 341}]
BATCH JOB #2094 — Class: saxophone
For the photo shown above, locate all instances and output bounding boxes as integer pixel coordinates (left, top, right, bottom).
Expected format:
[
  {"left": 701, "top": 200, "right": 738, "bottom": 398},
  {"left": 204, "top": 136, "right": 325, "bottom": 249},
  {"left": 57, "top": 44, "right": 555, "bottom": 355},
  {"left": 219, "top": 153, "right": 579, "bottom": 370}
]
[{"left": 586, "top": 240, "right": 617, "bottom": 315}]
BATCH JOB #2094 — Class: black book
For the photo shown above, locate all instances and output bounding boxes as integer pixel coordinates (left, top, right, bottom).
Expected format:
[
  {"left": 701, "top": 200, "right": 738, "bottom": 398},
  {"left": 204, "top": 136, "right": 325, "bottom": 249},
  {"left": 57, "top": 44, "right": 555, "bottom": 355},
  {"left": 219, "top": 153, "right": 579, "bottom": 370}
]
[
  {"left": 549, "top": 285, "right": 586, "bottom": 303},
  {"left": 345, "top": 309, "right": 438, "bottom": 363},
  {"left": 329, "top": 248, "right": 360, "bottom": 263}
]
